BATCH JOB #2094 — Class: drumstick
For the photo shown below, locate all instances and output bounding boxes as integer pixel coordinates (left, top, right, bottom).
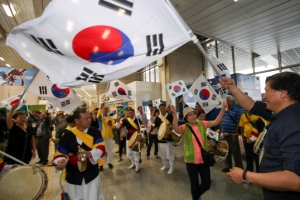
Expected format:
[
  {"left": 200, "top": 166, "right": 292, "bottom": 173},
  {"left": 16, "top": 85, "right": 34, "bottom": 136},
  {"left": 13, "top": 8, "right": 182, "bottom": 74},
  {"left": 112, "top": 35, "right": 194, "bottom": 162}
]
[{"left": 0, "top": 150, "right": 27, "bottom": 165}]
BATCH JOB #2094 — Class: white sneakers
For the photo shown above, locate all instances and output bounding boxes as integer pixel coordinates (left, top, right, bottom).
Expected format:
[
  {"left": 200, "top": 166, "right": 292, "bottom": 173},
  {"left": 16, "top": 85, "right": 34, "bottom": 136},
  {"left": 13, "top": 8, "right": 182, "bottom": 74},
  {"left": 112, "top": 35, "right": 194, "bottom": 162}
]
[
  {"left": 160, "top": 166, "right": 166, "bottom": 171},
  {"left": 128, "top": 164, "right": 135, "bottom": 169},
  {"left": 167, "top": 168, "right": 174, "bottom": 174},
  {"left": 135, "top": 167, "right": 139, "bottom": 172}
]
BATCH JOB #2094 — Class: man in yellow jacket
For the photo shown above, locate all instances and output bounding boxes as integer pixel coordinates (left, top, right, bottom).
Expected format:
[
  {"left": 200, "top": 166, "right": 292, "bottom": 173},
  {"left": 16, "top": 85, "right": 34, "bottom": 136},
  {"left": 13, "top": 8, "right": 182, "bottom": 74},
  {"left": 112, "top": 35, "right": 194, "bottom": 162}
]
[{"left": 97, "top": 102, "right": 116, "bottom": 171}]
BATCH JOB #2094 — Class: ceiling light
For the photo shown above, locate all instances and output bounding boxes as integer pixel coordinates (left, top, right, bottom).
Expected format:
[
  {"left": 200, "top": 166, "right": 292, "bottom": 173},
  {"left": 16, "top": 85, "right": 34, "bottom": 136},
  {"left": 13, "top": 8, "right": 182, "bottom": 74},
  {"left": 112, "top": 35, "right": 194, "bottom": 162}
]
[
  {"left": 77, "top": 94, "right": 82, "bottom": 97},
  {"left": 81, "top": 88, "right": 91, "bottom": 97},
  {"left": 6, "top": 64, "right": 10, "bottom": 67},
  {"left": 2, "top": 4, "right": 13, "bottom": 17},
  {"left": 0, "top": 57, "right": 4, "bottom": 61},
  {"left": 234, "top": 0, "right": 238, "bottom": 2}
]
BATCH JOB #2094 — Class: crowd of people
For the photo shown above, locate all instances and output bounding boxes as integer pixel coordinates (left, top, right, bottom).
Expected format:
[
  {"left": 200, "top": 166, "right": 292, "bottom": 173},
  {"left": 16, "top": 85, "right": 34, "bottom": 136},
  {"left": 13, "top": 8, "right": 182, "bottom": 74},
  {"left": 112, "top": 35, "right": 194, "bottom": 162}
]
[{"left": 0, "top": 71, "right": 300, "bottom": 200}]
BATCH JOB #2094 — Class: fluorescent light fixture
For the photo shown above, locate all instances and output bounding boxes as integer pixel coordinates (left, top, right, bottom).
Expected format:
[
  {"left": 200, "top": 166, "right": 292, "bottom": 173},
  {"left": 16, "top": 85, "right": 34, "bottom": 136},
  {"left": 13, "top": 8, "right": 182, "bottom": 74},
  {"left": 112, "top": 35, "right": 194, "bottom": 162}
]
[
  {"left": 6, "top": 64, "right": 10, "bottom": 67},
  {"left": 234, "top": 0, "right": 238, "bottom": 2},
  {"left": 2, "top": 4, "right": 14, "bottom": 17},
  {"left": 0, "top": 57, "right": 4, "bottom": 61},
  {"left": 81, "top": 88, "right": 91, "bottom": 97},
  {"left": 77, "top": 94, "right": 82, "bottom": 97}
]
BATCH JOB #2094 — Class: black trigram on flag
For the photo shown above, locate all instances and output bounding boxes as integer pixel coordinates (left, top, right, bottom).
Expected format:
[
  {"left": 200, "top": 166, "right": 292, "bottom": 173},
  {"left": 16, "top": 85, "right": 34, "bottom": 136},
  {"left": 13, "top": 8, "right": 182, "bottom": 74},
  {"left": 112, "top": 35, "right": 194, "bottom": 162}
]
[
  {"left": 193, "top": 89, "right": 198, "bottom": 95},
  {"left": 217, "top": 63, "right": 228, "bottom": 71},
  {"left": 202, "top": 102, "right": 209, "bottom": 107},
  {"left": 114, "top": 82, "right": 120, "bottom": 87},
  {"left": 178, "top": 82, "right": 182, "bottom": 86},
  {"left": 146, "top": 34, "right": 164, "bottom": 56},
  {"left": 99, "top": 0, "right": 133, "bottom": 16},
  {"left": 112, "top": 91, "right": 117, "bottom": 97},
  {"left": 168, "top": 85, "right": 172, "bottom": 90},
  {"left": 219, "top": 88, "right": 227, "bottom": 95},
  {"left": 171, "top": 93, "right": 176, "bottom": 97},
  {"left": 61, "top": 99, "right": 70, "bottom": 107},
  {"left": 211, "top": 94, "right": 217, "bottom": 101},
  {"left": 128, "top": 90, "right": 132, "bottom": 96},
  {"left": 201, "top": 82, "right": 207, "bottom": 87},
  {"left": 30, "top": 35, "right": 64, "bottom": 56},
  {"left": 39, "top": 86, "right": 47, "bottom": 95},
  {"left": 182, "top": 88, "right": 186, "bottom": 92},
  {"left": 76, "top": 67, "right": 105, "bottom": 83}
]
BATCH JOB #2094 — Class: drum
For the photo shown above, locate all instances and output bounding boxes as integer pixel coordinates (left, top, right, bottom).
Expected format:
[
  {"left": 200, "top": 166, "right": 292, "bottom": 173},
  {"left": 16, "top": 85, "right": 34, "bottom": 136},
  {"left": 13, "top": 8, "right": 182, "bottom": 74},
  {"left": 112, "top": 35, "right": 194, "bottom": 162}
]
[
  {"left": 157, "top": 122, "right": 173, "bottom": 140},
  {"left": 171, "top": 131, "right": 182, "bottom": 146},
  {"left": 207, "top": 138, "right": 229, "bottom": 162},
  {"left": 253, "top": 129, "right": 267, "bottom": 156},
  {"left": 0, "top": 165, "right": 48, "bottom": 200},
  {"left": 128, "top": 131, "right": 146, "bottom": 152}
]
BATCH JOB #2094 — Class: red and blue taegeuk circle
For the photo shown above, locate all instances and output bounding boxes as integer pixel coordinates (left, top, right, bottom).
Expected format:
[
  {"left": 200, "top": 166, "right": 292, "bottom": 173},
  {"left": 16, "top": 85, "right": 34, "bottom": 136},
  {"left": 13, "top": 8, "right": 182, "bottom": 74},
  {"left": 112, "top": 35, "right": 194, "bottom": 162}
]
[
  {"left": 173, "top": 85, "right": 181, "bottom": 93},
  {"left": 199, "top": 89, "right": 210, "bottom": 100},
  {"left": 72, "top": 26, "right": 134, "bottom": 65},
  {"left": 118, "top": 87, "right": 127, "bottom": 96},
  {"left": 51, "top": 84, "right": 70, "bottom": 98},
  {"left": 10, "top": 99, "right": 19, "bottom": 106}
]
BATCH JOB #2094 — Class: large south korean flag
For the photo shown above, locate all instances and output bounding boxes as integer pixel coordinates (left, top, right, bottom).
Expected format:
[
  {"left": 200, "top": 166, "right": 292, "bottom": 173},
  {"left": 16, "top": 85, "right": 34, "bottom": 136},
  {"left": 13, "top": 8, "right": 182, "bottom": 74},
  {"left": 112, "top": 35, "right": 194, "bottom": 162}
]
[
  {"left": 189, "top": 75, "right": 222, "bottom": 113},
  {"left": 7, "top": 0, "right": 191, "bottom": 87},
  {"left": 26, "top": 71, "right": 82, "bottom": 113}
]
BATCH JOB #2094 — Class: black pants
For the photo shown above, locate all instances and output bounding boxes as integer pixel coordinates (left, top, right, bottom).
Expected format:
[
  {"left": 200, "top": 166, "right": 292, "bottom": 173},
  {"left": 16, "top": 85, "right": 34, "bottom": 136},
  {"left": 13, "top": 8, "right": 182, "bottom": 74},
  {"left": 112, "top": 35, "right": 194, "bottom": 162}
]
[
  {"left": 186, "top": 163, "right": 211, "bottom": 200},
  {"left": 243, "top": 139, "right": 259, "bottom": 172},
  {"left": 224, "top": 135, "right": 243, "bottom": 169},
  {"left": 147, "top": 134, "right": 158, "bottom": 157},
  {"left": 36, "top": 136, "right": 49, "bottom": 162},
  {"left": 119, "top": 138, "right": 126, "bottom": 158}
]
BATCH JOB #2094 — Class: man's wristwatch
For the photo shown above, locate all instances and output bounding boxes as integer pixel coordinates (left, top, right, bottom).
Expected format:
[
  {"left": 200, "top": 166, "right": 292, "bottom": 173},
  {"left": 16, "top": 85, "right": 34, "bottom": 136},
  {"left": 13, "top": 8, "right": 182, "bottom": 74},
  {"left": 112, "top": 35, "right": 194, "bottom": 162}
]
[{"left": 243, "top": 170, "right": 251, "bottom": 186}]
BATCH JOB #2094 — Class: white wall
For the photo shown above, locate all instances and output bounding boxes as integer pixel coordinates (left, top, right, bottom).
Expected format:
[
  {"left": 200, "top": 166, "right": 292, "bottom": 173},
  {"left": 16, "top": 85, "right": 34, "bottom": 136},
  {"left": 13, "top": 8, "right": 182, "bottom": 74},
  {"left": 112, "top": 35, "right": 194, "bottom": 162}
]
[{"left": 127, "top": 81, "right": 161, "bottom": 111}]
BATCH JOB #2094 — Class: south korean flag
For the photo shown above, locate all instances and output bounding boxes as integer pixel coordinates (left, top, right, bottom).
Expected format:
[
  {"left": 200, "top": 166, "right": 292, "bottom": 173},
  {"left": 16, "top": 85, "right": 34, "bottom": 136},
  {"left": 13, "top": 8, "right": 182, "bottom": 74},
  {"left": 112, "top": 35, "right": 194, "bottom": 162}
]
[
  {"left": 208, "top": 49, "right": 230, "bottom": 101},
  {"left": 166, "top": 80, "right": 188, "bottom": 99},
  {"left": 189, "top": 75, "right": 222, "bottom": 113},
  {"left": 152, "top": 98, "right": 161, "bottom": 108},
  {"left": 1, "top": 92, "right": 27, "bottom": 110},
  {"left": 106, "top": 80, "right": 136, "bottom": 100}
]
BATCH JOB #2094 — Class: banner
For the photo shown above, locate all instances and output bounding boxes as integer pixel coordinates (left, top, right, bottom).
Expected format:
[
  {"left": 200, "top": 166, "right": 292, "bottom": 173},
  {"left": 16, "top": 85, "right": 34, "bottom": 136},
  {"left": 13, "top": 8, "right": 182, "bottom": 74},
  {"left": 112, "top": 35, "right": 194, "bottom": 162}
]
[
  {"left": 0, "top": 67, "right": 36, "bottom": 86},
  {"left": 1, "top": 92, "right": 27, "bottom": 110},
  {"left": 106, "top": 80, "right": 135, "bottom": 100},
  {"left": 7, "top": 0, "right": 191, "bottom": 87},
  {"left": 189, "top": 75, "right": 222, "bottom": 113},
  {"left": 166, "top": 80, "right": 188, "bottom": 99},
  {"left": 26, "top": 71, "right": 82, "bottom": 113}
]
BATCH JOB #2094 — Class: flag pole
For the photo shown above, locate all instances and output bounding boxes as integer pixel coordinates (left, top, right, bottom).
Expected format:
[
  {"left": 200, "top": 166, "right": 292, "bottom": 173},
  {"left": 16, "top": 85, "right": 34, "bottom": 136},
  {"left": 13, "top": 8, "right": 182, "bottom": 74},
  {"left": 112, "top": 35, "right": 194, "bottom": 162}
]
[
  {"left": 18, "top": 69, "right": 40, "bottom": 103},
  {"left": 0, "top": 150, "right": 27, "bottom": 165},
  {"left": 165, "top": 0, "right": 222, "bottom": 78}
]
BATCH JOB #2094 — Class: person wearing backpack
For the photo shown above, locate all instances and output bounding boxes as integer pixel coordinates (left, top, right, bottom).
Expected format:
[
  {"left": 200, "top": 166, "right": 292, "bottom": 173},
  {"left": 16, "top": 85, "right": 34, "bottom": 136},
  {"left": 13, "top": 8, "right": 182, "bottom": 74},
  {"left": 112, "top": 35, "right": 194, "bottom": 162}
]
[
  {"left": 239, "top": 112, "right": 266, "bottom": 172},
  {"left": 170, "top": 103, "right": 226, "bottom": 200}
]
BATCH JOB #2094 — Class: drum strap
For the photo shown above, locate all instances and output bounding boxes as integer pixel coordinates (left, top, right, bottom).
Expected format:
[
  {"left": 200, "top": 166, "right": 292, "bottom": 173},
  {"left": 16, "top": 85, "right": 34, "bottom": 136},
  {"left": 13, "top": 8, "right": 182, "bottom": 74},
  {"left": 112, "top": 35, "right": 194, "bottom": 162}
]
[
  {"left": 127, "top": 118, "right": 139, "bottom": 130},
  {"left": 186, "top": 123, "right": 206, "bottom": 151},
  {"left": 159, "top": 116, "right": 171, "bottom": 125}
]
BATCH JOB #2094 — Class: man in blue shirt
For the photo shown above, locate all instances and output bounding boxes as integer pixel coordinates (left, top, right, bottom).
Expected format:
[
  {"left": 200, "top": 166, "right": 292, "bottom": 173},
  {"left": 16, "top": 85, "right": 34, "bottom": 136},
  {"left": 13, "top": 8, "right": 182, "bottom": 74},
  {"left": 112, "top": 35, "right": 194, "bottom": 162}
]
[
  {"left": 221, "top": 72, "right": 300, "bottom": 199},
  {"left": 221, "top": 95, "right": 243, "bottom": 172}
]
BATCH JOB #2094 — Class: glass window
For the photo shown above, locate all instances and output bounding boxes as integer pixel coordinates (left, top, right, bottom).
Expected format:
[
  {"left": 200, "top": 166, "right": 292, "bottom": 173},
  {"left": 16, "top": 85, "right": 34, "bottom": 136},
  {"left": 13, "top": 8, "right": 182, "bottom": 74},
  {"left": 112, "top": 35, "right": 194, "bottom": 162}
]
[
  {"left": 145, "top": 70, "right": 149, "bottom": 82},
  {"left": 254, "top": 56, "right": 278, "bottom": 73},
  {"left": 255, "top": 70, "right": 279, "bottom": 93},
  {"left": 234, "top": 47, "right": 252, "bottom": 74},
  {"left": 150, "top": 68, "right": 155, "bottom": 82},
  {"left": 155, "top": 66, "right": 159, "bottom": 82}
]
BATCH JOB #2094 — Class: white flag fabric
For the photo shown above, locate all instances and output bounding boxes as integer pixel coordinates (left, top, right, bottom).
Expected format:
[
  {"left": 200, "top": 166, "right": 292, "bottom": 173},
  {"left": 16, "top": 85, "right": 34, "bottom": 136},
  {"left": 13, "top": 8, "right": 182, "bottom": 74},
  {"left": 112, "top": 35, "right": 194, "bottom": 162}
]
[
  {"left": 7, "top": 0, "right": 191, "bottom": 87},
  {"left": 208, "top": 49, "right": 230, "bottom": 100},
  {"left": 152, "top": 98, "right": 161, "bottom": 108},
  {"left": 166, "top": 80, "right": 188, "bottom": 99},
  {"left": 106, "top": 80, "right": 135, "bottom": 100},
  {"left": 26, "top": 71, "right": 82, "bottom": 113},
  {"left": 189, "top": 75, "right": 222, "bottom": 113},
  {"left": 206, "top": 128, "right": 219, "bottom": 141},
  {"left": 1, "top": 92, "right": 27, "bottom": 110}
]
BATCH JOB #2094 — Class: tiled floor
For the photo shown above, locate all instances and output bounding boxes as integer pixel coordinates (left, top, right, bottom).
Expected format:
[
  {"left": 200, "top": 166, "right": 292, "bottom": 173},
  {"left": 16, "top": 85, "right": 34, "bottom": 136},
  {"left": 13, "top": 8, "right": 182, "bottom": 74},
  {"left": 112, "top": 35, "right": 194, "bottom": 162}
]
[{"left": 29, "top": 140, "right": 263, "bottom": 200}]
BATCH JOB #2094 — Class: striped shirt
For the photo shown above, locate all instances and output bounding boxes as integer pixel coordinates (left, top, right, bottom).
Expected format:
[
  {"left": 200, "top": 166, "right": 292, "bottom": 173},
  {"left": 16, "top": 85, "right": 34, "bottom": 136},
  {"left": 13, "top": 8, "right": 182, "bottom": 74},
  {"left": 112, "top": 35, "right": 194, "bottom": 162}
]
[{"left": 221, "top": 106, "right": 240, "bottom": 134}]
